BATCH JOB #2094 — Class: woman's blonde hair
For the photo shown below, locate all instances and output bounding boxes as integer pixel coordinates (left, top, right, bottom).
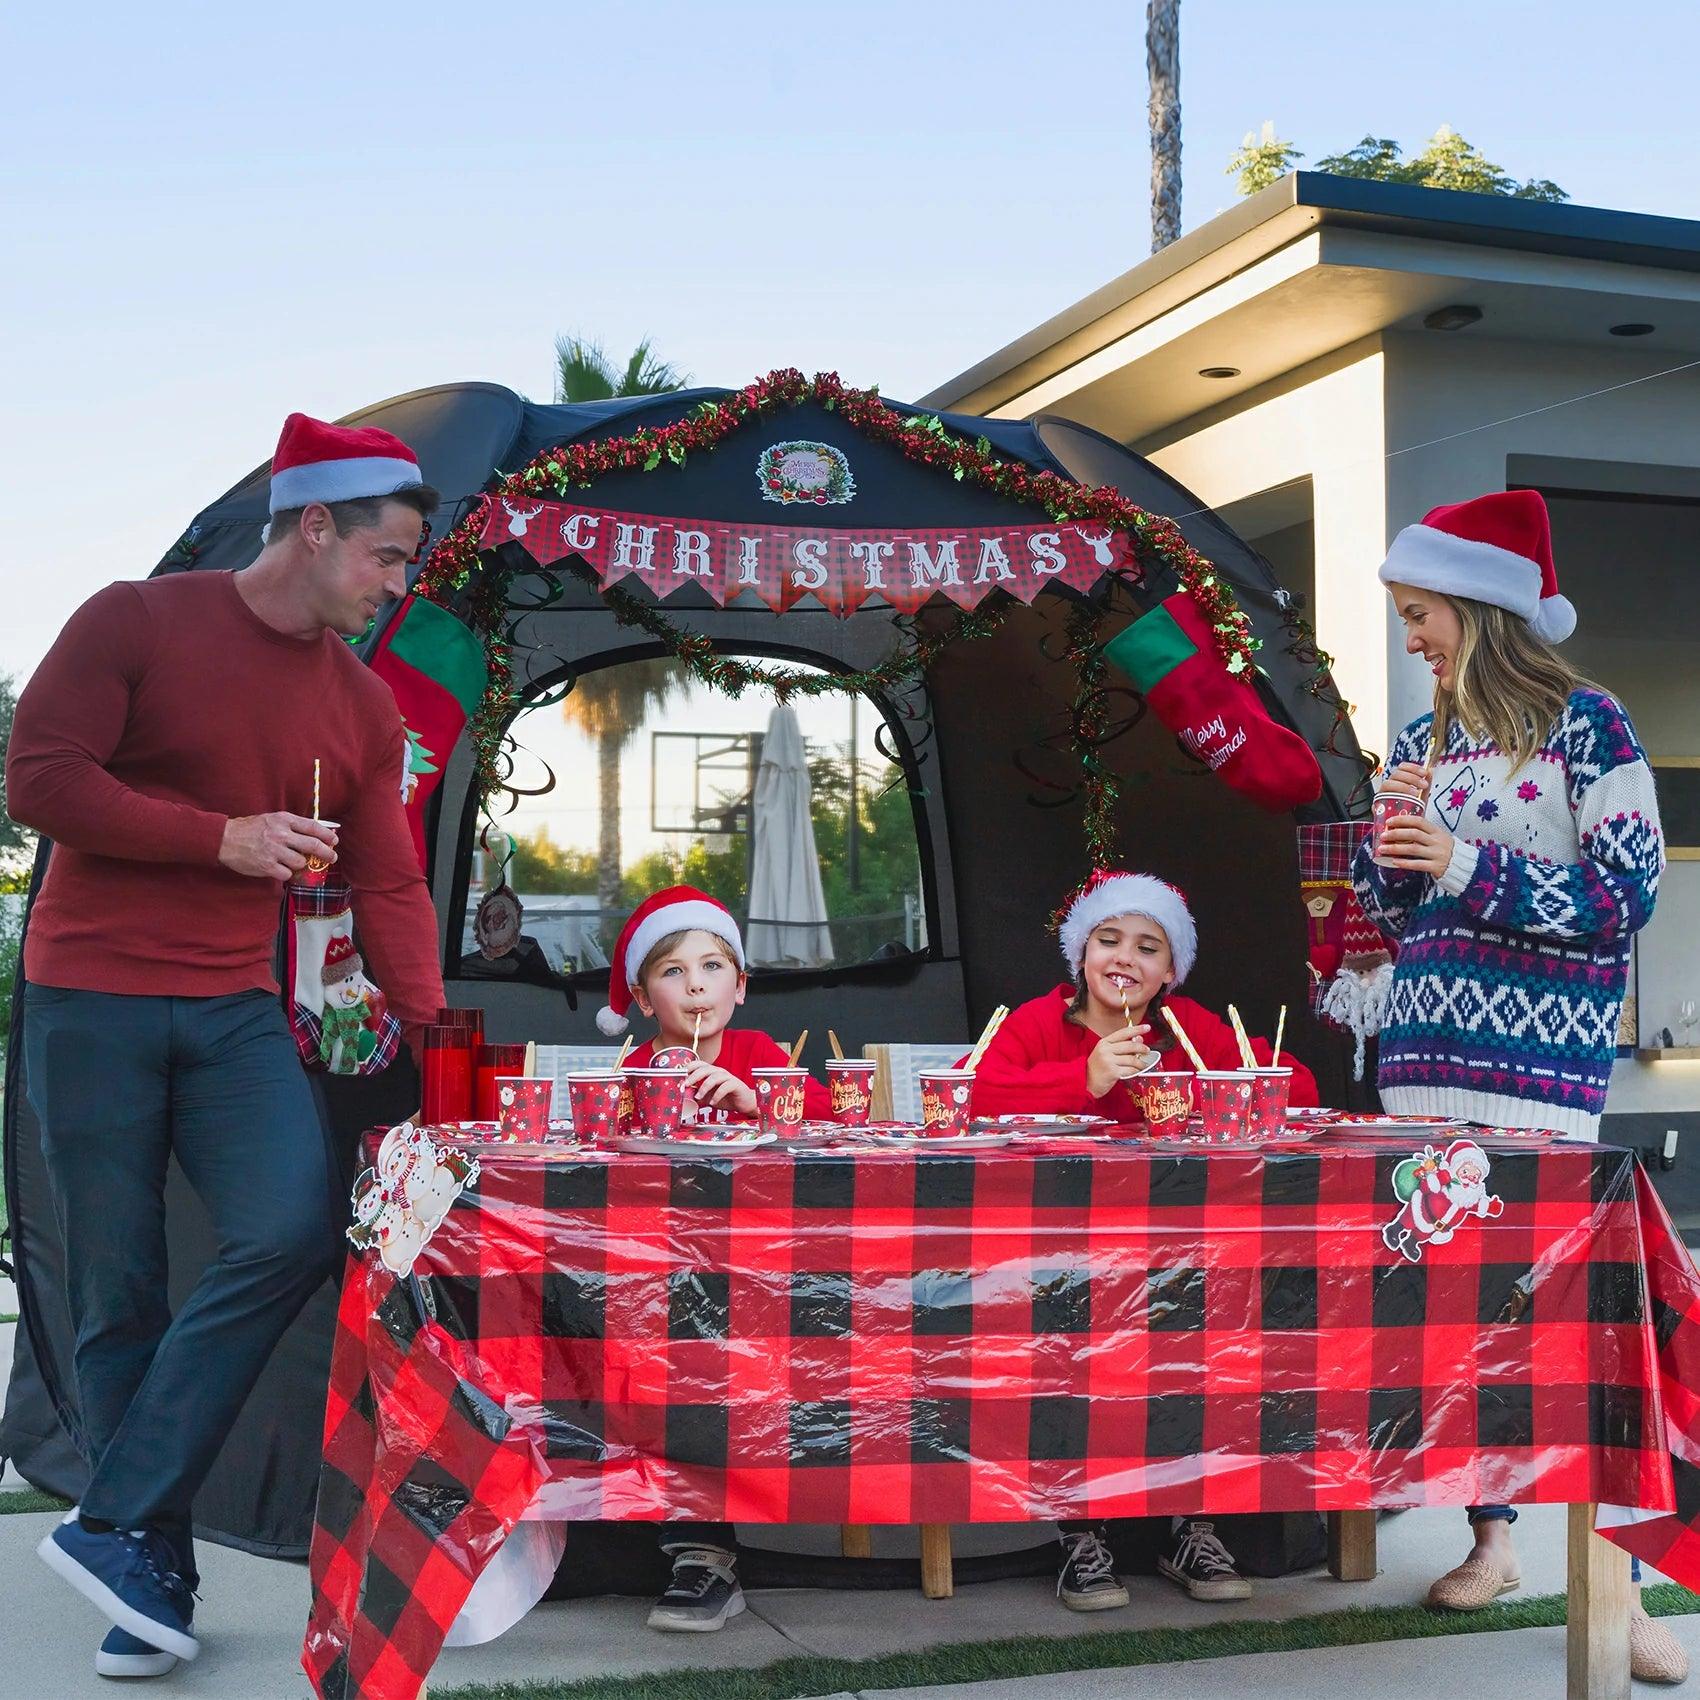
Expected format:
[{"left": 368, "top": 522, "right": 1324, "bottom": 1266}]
[{"left": 1431, "top": 595, "right": 1587, "bottom": 772}]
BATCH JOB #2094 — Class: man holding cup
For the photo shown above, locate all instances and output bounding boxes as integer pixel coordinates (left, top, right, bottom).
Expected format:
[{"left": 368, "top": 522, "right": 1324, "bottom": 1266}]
[{"left": 7, "top": 413, "right": 446, "bottom": 1677}]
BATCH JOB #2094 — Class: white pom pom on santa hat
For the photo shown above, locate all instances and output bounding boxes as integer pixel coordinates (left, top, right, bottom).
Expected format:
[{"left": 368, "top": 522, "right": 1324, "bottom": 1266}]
[
  {"left": 1378, "top": 489, "right": 1576, "bottom": 644},
  {"left": 1056, "top": 870, "right": 1197, "bottom": 984},
  {"left": 598, "top": 886, "right": 746, "bottom": 1036}
]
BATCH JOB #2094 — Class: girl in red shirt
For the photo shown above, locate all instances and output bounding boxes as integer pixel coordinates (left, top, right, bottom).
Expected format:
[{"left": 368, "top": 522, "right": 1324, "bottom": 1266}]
[{"left": 973, "top": 870, "right": 1318, "bottom": 1120}]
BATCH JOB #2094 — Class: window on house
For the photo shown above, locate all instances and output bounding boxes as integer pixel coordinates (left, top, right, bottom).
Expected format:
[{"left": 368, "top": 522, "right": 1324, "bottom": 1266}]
[{"left": 458, "top": 656, "right": 929, "bottom": 980}]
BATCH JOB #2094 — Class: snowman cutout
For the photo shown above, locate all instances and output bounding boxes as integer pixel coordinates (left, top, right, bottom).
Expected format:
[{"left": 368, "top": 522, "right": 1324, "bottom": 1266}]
[{"left": 348, "top": 1122, "right": 481, "bottom": 1276}]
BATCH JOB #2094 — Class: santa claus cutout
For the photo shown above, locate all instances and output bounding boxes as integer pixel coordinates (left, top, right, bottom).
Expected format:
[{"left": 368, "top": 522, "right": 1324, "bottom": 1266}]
[{"left": 1382, "top": 1139, "right": 1504, "bottom": 1264}]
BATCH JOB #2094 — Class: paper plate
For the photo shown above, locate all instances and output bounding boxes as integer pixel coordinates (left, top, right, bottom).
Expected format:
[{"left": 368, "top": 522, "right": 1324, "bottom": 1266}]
[
  {"left": 863, "top": 1129, "right": 1018, "bottom": 1151},
  {"left": 611, "top": 1131, "right": 777, "bottom": 1156},
  {"left": 987, "top": 1113, "right": 1111, "bottom": 1127},
  {"left": 1330, "top": 1114, "right": 1468, "bottom": 1133}
]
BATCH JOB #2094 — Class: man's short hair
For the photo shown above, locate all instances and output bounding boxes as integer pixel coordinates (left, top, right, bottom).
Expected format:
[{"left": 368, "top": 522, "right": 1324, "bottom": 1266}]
[{"left": 269, "top": 483, "right": 440, "bottom": 543}]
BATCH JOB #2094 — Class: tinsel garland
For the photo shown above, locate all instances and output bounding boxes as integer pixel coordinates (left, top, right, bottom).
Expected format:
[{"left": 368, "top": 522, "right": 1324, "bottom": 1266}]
[{"left": 413, "top": 368, "right": 1270, "bottom": 858}]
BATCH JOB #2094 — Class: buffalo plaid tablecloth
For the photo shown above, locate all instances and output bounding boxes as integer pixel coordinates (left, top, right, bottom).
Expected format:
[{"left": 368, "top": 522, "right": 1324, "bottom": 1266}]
[{"left": 303, "top": 1131, "right": 1700, "bottom": 1700}]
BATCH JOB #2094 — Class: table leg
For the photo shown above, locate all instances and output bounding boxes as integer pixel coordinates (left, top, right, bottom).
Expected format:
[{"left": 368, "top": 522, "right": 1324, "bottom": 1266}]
[
  {"left": 1567, "top": 1503, "right": 1630, "bottom": 1700},
  {"left": 919, "top": 1524, "right": 954, "bottom": 1599},
  {"left": 1327, "top": 1511, "right": 1378, "bottom": 1581},
  {"left": 841, "top": 1523, "right": 873, "bottom": 1560}
]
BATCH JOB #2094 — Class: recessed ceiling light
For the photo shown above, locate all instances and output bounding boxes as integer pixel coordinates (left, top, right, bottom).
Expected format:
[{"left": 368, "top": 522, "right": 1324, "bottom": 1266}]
[
  {"left": 1198, "top": 366, "right": 1240, "bottom": 379},
  {"left": 1423, "top": 305, "right": 1484, "bottom": 331},
  {"left": 1610, "top": 322, "right": 1655, "bottom": 337}
]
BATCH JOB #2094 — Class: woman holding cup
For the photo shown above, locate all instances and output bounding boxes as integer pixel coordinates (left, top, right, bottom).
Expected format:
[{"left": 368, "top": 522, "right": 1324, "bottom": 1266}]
[{"left": 1353, "top": 493, "right": 1673, "bottom": 1671}]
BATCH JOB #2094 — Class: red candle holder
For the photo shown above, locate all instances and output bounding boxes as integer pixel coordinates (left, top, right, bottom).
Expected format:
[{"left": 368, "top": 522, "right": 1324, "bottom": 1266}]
[{"left": 421, "top": 1024, "right": 474, "bottom": 1125}]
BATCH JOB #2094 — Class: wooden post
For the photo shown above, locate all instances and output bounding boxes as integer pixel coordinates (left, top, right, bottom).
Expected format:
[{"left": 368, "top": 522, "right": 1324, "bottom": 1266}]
[
  {"left": 1567, "top": 1503, "right": 1631, "bottom": 1700},
  {"left": 840, "top": 1523, "right": 873, "bottom": 1559},
  {"left": 1327, "top": 1510, "right": 1378, "bottom": 1582},
  {"left": 918, "top": 1523, "right": 954, "bottom": 1599}
]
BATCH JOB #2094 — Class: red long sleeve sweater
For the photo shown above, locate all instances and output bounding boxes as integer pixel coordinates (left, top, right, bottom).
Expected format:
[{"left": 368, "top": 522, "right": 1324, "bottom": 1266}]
[
  {"left": 7, "top": 572, "right": 444, "bottom": 1036},
  {"left": 970, "top": 986, "right": 1319, "bottom": 1119},
  {"left": 626, "top": 1028, "right": 834, "bottom": 1123}
]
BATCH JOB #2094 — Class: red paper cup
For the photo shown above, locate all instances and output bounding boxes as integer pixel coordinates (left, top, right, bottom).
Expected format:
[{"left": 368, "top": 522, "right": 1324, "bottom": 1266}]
[
  {"left": 1194, "top": 1071, "right": 1254, "bottom": 1142},
  {"left": 624, "top": 1067, "right": 690, "bottom": 1137},
  {"left": 825, "top": 1059, "right": 877, "bottom": 1126},
  {"left": 300, "top": 821, "right": 340, "bottom": 889},
  {"left": 752, "top": 1067, "right": 809, "bottom": 1134},
  {"left": 565, "top": 1071, "right": 624, "bottom": 1145},
  {"left": 422, "top": 1023, "right": 474, "bottom": 1124},
  {"left": 918, "top": 1069, "right": 975, "bottom": 1138},
  {"left": 1371, "top": 789, "right": 1425, "bottom": 860},
  {"left": 475, "top": 1042, "right": 528, "bottom": 1121},
  {"left": 494, "top": 1075, "right": 552, "bottom": 1141},
  {"left": 1128, "top": 1069, "right": 1194, "bottom": 1135},
  {"left": 1244, "top": 1067, "right": 1293, "bottom": 1138}
]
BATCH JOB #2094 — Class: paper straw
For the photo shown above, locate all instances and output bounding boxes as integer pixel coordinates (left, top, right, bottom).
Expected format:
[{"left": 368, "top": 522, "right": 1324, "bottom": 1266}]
[
  {"left": 523, "top": 1039, "right": 537, "bottom": 1077},
  {"left": 1119, "top": 988, "right": 1134, "bottom": 1032},
  {"left": 692, "top": 1011, "right": 702, "bottom": 1055},
  {"left": 788, "top": 1029, "right": 809, "bottom": 1066},
  {"left": 312, "top": 758, "right": 321, "bottom": 822},
  {"left": 828, "top": 1029, "right": 845, "bottom": 1060},
  {"left": 963, "top": 1005, "right": 1009, "bottom": 1073},
  {"left": 1226, "top": 1004, "right": 1257, "bottom": 1070},
  {"left": 1160, "top": 1005, "right": 1208, "bottom": 1072},
  {"left": 1273, "top": 1006, "right": 1287, "bottom": 1069},
  {"left": 614, "top": 1034, "right": 634, "bottom": 1068}
]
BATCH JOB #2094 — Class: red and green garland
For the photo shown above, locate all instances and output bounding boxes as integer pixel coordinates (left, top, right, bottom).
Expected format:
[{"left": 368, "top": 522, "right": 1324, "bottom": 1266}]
[{"left": 412, "top": 368, "right": 1265, "bottom": 863}]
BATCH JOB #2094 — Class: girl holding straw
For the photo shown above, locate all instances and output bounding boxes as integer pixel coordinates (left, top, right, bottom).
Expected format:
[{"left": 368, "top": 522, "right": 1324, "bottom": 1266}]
[
  {"left": 969, "top": 870, "right": 1317, "bottom": 1122},
  {"left": 1352, "top": 491, "right": 1676, "bottom": 1678}
]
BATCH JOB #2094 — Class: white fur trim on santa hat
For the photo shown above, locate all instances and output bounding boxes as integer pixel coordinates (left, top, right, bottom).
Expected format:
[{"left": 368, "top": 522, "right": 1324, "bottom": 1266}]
[
  {"left": 1058, "top": 875, "right": 1197, "bottom": 985},
  {"left": 595, "top": 898, "right": 746, "bottom": 1034},
  {"left": 270, "top": 455, "right": 424, "bottom": 515},
  {"left": 1378, "top": 524, "right": 1541, "bottom": 619}
]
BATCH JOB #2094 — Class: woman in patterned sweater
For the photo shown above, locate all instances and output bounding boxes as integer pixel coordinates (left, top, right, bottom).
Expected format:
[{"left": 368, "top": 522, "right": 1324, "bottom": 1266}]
[{"left": 1352, "top": 490, "right": 1679, "bottom": 1681}]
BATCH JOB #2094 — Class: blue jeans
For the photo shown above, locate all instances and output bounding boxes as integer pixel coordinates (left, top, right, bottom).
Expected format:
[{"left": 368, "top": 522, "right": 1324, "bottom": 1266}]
[
  {"left": 1470, "top": 1505, "right": 1640, "bottom": 1584},
  {"left": 23, "top": 986, "right": 343, "bottom": 1572}
]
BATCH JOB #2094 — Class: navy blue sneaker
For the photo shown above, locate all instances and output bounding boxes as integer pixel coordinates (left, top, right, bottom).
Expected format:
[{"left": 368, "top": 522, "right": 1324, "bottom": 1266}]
[
  {"left": 95, "top": 1626, "right": 179, "bottom": 1679},
  {"left": 38, "top": 1516, "right": 199, "bottom": 1663}
]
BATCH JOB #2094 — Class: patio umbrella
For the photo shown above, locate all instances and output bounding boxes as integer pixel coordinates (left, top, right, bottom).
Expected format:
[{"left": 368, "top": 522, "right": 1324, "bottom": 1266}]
[{"left": 745, "top": 704, "right": 834, "bottom": 968}]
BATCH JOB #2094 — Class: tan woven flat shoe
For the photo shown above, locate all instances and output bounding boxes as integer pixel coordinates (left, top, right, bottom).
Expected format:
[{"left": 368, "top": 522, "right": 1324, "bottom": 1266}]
[
  {"left": 1426, "top": 1554, "right": 1520, "bottom": 1611},
  {"left": 1630, "top": 1606, "right": 1689, "bottom": 1684}
]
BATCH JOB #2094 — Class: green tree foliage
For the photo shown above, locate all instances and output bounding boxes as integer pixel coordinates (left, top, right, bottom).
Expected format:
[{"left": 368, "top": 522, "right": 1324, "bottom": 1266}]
[
  {"left": 553, "top": 335, "right": 689, "bottom": 403},
  {"left": 507, "top": 826, "right": 601, "bottom": 896},
  {"left": 1230, "top": 124, "right": 1566, "bottom": 203}
]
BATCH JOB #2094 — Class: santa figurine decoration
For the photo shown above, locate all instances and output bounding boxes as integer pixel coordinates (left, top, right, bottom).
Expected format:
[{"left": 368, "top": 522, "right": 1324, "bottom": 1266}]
[{"left": 1383, "top": 1139, "right": 1504, "bottom": 1263}]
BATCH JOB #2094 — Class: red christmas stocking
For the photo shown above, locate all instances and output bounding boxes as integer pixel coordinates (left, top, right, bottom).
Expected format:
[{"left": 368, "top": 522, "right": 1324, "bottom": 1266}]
[
  {"left": 285, "top": 874, "right": 403, "bottom": 1076},
  {"left": 1103, "top": 590, "right": 1322, "bottom": 812}
]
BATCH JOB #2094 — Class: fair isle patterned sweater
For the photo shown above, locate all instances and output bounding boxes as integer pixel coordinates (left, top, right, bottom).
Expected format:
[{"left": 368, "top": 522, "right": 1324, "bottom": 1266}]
[{"left": 1353, "top": 688, "right": 1663, "bottom": 1139}]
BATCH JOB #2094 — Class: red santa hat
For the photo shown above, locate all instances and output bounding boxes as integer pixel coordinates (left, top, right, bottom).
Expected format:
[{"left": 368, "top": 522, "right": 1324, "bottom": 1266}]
[
  {"left": 1377, "top": 489, "right": 1575, "bottom": 644},
  {"left": 597, "top": 885, "right": 746, "bottom": 1036},
  {"left": 322, "top": 934, "right": 364, "bottom": 986},
  {"left": 269, "top": 412, "right": 424, "bottom": 515},
  {"left": 1055, "top": 870, "right": 1197, "bottom": 985}
]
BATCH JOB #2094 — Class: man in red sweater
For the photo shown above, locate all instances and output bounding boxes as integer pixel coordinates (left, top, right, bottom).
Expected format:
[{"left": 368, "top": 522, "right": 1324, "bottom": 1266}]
[{"left": 8, "top": 413, "right": 446, "bottom": 1678}]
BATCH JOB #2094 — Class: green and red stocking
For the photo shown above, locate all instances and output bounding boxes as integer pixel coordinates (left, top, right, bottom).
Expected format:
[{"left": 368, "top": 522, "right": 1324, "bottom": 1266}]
[{"left": 1103, "top": 590, "right": 1322, "bottom": 812}]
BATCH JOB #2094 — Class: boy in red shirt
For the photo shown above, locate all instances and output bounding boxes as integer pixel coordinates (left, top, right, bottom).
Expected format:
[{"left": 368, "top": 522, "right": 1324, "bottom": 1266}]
[{"left": 596, "top": 885, "right": 827, "bottom": 1629}]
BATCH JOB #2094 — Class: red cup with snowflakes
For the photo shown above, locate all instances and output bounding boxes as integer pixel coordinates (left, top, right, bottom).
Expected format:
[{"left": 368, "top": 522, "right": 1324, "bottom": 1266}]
[
  {"left": 918, "top": 1069, "right": 975, "bottom": 1138},
  {"left": 752, "top": 1067, "right": 809, "bottom": 1136},
  {"left": 565, "top": 1071, "right": 624, "bottom": 1145},
  {"left": 825, "top": 1059, "right": 877, "bottom": 1126},
  {"left": 624, "top": 1067, "right": 690, "bottom": 1138},
  {"left": 1371, "top": 789, "right": 1425, "bottom": 861},
  {"left": 1128, "top": 1069, "right": 1194, "bottom": 1135},
  {"left": 1244, "top": 1067, "right": 1293, "bottom": 1138},
  {"left": 494, "top": 1075, "right": 552, "bottom": 1142},
  {"left": 1193, "top": 1070, "right": 1254, "bottom": 1142}
]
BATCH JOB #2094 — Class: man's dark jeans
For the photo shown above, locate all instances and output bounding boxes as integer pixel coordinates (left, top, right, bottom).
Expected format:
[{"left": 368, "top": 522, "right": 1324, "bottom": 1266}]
[{"left": 23, "top": 986, "right": 343, "bottom": 1580}]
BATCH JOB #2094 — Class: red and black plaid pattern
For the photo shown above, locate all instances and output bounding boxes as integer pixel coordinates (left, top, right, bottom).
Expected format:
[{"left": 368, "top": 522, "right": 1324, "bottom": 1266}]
[
  {"left": 303, "top": 1265, "right": 546, "bottom": 1700},
  {"left": 307, "top": 1133, "right": 1700, "bottom": 1697},
  {"left": 1299, "top": 821, "right": 1368, "bottom": 885}
]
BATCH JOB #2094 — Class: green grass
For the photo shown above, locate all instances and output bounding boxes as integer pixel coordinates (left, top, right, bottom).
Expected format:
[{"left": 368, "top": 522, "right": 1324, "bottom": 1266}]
[
  {"left": 0, "top": 1488, "right": 72, "bottom": 1515},
  {"left": 433, "top": 1584, "right": 1700, "bottom": 1700}
]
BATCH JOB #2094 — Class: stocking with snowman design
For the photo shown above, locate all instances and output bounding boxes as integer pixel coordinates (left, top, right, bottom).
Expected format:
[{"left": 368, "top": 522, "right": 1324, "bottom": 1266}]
[{"left": 286, "top": 874, "right": 404, "bottom": 1075}]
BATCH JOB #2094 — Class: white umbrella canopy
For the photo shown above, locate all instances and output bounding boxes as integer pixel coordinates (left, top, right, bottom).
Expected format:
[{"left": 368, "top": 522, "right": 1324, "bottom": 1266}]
[{"left": 745, "top": 703, "right": 834, "bottom": 968}]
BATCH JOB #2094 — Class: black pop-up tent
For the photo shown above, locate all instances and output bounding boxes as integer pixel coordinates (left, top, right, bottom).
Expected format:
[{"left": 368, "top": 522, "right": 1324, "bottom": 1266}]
[{"left": 2, "top": 377, "right": 1368, "bottom": 1559}]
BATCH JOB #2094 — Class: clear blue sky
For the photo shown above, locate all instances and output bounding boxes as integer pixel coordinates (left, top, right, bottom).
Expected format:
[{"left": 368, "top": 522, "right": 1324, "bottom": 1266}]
[{"left": 5, "top": 0, "right": 1696, "bottom": 684}]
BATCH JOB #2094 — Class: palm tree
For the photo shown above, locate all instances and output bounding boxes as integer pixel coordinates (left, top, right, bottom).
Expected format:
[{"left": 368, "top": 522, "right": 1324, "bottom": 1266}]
[
  {"left": 554, "top": 335, "right": 689, "bottom": 403},
  {"left": 561, "top": 661, "right": 689, "bottom": 922},
  {"left": 552, "top": 335, "right": 691, "bottom": 921},
  {"left": 1147, "top": 0, "right": 1182, "bottom": 252}
]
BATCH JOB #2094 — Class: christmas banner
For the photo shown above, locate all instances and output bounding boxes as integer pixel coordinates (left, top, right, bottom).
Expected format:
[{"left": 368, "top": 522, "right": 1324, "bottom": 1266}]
[
  {"left": 476, "top": 495, "right": 1136, "bottom": 616},
  {"left": 369, "top": 595, "right": 488, "bottom": 870}
]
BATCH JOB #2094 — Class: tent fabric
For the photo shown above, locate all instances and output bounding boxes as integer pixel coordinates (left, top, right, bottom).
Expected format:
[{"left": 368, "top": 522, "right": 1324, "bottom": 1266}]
[
  {"left": 745, "top": 704, "right": 833, "bottom": 969},
  {"left": 3, "top": 376, "right": 1370, "bottom": 1563}
]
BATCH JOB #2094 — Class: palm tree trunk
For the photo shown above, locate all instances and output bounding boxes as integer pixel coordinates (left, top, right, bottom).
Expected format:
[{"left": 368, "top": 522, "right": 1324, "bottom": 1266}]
[
  {"left": 597, "top": 729, "right": 622, "bottom": 921},
  {"left": 1147, "top": 0, "right": 1182, "bottom": 253}
]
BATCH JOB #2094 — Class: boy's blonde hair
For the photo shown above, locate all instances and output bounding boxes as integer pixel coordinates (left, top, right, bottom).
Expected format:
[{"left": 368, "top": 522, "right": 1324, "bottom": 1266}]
[{"left": 636, "top": 927, "right": 741, "bottom": 988}]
